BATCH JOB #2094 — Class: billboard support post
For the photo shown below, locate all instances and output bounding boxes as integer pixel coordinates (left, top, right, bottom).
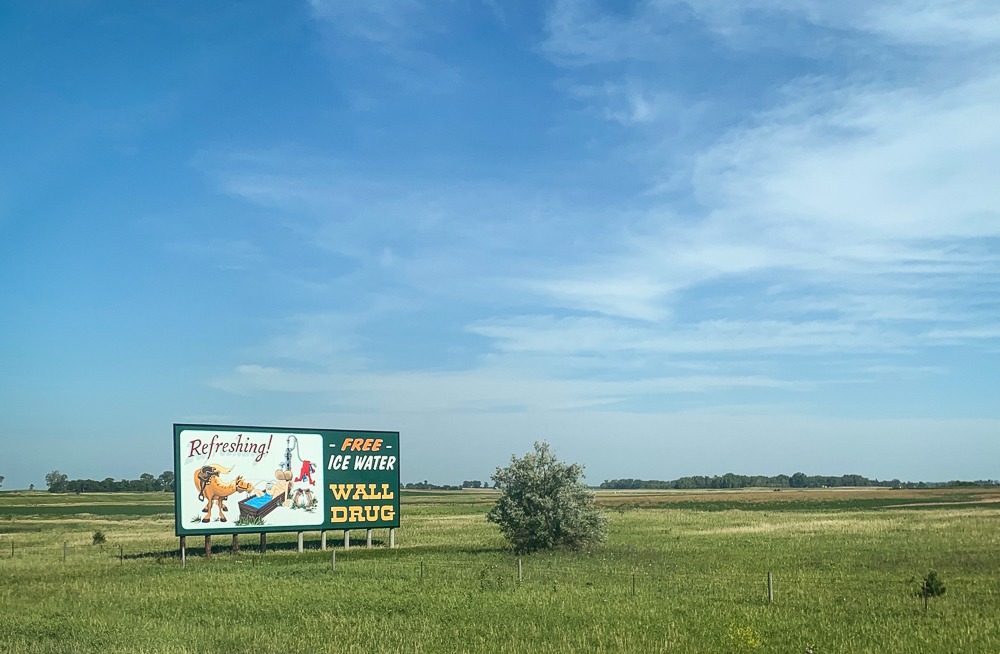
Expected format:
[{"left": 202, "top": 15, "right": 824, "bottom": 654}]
[
  {"left": 204, "top": 535, "right": 211, "bottom": 559},
  {"left": 179, "top": 536, "right": 186, "bottom": 566},
  {"left": 297, "top": 532, "right": 304, "bottom": 553},
  {"left": 321, "top": 531, "right": 327, "bottom": 551},
  {"left": 389, "top": 528, "right": 395, "bottom": 548},
  {"left": 344, "top": 530, "right": 350, "bottom": 549}
]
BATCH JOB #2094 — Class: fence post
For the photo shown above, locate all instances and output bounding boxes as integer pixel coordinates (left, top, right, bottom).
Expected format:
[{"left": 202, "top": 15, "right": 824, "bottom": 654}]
[
  {"left": 517, "top": 558, "right": 523, "bottom": 583},
  {"left": 767, "top": 571, "right": 774, "bottom": 604}
]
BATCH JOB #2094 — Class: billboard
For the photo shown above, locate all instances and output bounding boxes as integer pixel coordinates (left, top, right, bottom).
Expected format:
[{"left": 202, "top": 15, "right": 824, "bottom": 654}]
[{"left": 174, "top": 424, "right": 399, "bottom": 536}]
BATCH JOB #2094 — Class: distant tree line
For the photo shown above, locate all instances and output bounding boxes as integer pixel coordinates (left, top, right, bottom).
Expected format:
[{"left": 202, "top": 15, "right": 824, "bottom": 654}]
[
  {"left": 38, "top": 471, "right": 489, "bottom": 493},
  {"left": 600, "top": 473, "right": 1000, "bottom": 490},
  {"left": 44, "top": 470, "right": 175, "bottom": 493},
  {"left": 403, "top": 480, "right": 461, "bottom": 490},
  {"left": 36, "top": 468, "right": 997, "bottom": 494}
]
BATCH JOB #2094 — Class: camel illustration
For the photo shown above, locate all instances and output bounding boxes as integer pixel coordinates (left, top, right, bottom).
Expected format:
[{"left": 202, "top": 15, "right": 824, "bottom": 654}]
[{"left": 194, "top": 464, "right": 254, "bottom": 523}]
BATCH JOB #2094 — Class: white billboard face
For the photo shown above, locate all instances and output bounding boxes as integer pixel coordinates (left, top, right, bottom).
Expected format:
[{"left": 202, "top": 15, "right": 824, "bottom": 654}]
[{"left": 177, "top": 428, "right": 325, "bottom": 531}]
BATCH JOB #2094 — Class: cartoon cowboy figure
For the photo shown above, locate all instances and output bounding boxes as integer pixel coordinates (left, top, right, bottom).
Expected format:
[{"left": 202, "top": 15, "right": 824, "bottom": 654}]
[{"left": 295, "top": 460, "right": 317, "bottom": 486}]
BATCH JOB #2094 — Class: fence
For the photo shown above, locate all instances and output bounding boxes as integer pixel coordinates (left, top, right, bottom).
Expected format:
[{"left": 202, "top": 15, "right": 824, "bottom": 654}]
[{"left": 1, "top": 534, "right": 956, "bottom": 610}]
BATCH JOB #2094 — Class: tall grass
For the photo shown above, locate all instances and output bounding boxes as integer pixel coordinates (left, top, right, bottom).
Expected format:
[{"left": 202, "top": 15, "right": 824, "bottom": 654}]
[{"left": 1, "top": 489, "right": 998, "bottom": 653}]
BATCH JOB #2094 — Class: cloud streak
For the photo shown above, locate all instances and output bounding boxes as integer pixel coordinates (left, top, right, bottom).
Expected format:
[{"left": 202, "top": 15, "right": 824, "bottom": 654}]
[{"left": 195, "top": 0, "right": 999, "bottom": 422}]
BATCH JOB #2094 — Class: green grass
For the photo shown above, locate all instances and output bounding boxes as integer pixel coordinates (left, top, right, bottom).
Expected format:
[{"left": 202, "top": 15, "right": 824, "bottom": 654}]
[{"left": 1, "top": 488, "right": 999, "bottom": 653}]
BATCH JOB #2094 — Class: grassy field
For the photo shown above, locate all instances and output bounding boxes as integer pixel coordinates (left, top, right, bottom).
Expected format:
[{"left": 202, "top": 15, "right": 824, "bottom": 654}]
[{"left": 1, "top": 487, "right": 999, "bottom": 653}]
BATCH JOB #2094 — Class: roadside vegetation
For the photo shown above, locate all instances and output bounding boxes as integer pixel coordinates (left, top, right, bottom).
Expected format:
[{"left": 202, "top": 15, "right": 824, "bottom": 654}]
[{"left": 1, "top": 487, "right": 999, "bottom": 653}]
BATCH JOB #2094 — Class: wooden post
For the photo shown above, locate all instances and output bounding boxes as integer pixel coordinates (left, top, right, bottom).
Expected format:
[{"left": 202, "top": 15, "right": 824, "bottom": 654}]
[
  {"left": 366, "top": 529, "right": 372, "bottom": 548},
  {"left": 259, "top": 532, "right": 267, "bottom": 555},
  {"left": 767, "top": 571, "right": 774, "bottom": 604},
  {"left": 297, "top": 532, "right": 304, "bottom": 553},
  {"left": 517, "top": 558, "right": 522, "bottom": 583},
  {"left": 231, "top": 534, "right": 239, "bottom": 555},
  {"left": 180, "top": 536, "right": 186, "bottom": 566},
  {"left": 204, "top": 535, "right": 211, "bottom": 559},
  {"left": 389, "top": 528, "right": 395, "bottom": 549},
  {"left": 321, "top": 531, "right": 327, "bottom": 551},
  {"left": 344, "top": 530, "right": 350, "bottom": 550}
]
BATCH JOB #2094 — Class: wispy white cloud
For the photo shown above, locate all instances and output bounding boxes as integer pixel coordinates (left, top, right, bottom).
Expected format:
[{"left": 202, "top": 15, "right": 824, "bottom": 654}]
[
  {"left": 166, "top": 238, "right": 264, "bottom": 270},
  {"left": 523, "top": 0, "right": 1000, "bottom": 344},
  {"left": 198, "top": 147, "right": 636, "bottom": 301},
  {"left": 524, "top": 276, "right": 674, "bottom": 322},
  {"left": 306, "top": 0, "right": 463, "bottom": 95},
  {"left": 247, "top": 312, "right": 368, "bottom": 369},
  {"left": 692, "top": 75, "right": 1000, "bottom": 243},
  {"left": 542, "top": 0, "right": 688, "bottom": 66},
  {"left": 925, "top": 326, "right": 1000, "bottom": 342},
  {"left": 468, "top": 315, "right": 911, "bottom": 355},
  {"left": 307, "top": 0, "right": 435, "bottom": 45},
  {"left": 688, "top": 0, "right": 1000, "bottom": 48},
  {"left": 210, "top": 361, "right": 799, "bottom": 413},
  {"left": 544, "top": 0, "right": 1000, "bottom": 63},
  {"left": 198, "top": 1, "right": 999, "bottom": 420}
]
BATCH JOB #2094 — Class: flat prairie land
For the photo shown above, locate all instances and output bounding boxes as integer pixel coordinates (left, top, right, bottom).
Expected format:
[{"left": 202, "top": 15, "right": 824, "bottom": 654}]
[{"left": 1, "top": 488, "right": 999, "bottom": 653}]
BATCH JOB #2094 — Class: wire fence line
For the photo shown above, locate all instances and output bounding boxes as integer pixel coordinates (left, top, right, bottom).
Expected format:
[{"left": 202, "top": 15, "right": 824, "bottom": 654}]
[{"left": 1, "top": 537, "right": 970, "bottom": 606}]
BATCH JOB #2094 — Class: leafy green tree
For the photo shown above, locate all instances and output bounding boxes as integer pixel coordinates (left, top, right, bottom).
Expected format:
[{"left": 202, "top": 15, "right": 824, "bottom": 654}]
[
  {"left": 487, "top": 442, "right": 606, "bottom": 554},
  {"left": 157, "top": 470, "right": 175, "bottom": 492},
  {"left": 0, "top": 475, "right": 4, "bottom": 488},
  {"left": 45, "top": 470, "right": 68, "bottom": 492}
]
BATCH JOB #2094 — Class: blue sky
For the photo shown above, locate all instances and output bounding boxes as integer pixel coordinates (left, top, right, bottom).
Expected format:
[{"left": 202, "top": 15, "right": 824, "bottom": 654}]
[{"left": 2, "top": 1, "right": 998, "bottom": 490}]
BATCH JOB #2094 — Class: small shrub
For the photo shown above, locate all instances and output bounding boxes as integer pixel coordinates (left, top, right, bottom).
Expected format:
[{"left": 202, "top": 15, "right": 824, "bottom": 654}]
[
  {"left": 92, "top": 530, "right": 107, "bottom": 546},
  {"left": 921, "top": 570, "right": 946, "bottom": 598},
  {"left": 487, "top": 441, "right": 606, "bottom": 554}
]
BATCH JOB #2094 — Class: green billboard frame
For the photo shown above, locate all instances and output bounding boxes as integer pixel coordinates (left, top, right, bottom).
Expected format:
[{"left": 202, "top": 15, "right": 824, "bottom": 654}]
[{"left": 174, "top": 423, "right": 400, "bottom": 537}]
